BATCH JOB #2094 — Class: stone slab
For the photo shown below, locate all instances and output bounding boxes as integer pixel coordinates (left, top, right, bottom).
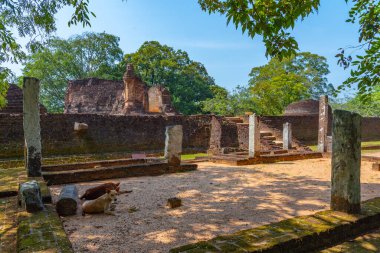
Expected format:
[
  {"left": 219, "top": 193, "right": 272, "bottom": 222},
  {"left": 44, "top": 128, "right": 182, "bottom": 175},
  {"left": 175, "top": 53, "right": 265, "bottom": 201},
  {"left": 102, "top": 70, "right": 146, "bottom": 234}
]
[
  {"left": 211, "top": 152, "right": 323, "bottom": 166},
  {"left": 42, "top": 157, "right": 162, "bottom": 172},
  {"left": 170, "top": 197, "right": 380, "bottom": 253},
  {"left": 43, "top": 162, "right": 197, "bottom": 185}
]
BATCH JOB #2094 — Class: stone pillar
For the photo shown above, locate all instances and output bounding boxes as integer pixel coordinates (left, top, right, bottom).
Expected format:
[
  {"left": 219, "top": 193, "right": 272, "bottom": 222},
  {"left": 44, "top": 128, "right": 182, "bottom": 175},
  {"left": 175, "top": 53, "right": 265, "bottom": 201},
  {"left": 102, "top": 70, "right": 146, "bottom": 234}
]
[
  {"left": 23, "top": 77, "right": 42, "bottom": 177},
  {"left": 248, "top": 114, "right": 260, "bottom": 158},
  {"left": 283, "top": 122, "right": 292, "bottom": 150},
  {"left": 331, "top": 110, "right": 362, "bottom": 214},
  {"left": 164, "top": 125, "right": 183, "bottom": 165},
  {"left": 318, "top": 95, "right": 329, "bottom": 152}
]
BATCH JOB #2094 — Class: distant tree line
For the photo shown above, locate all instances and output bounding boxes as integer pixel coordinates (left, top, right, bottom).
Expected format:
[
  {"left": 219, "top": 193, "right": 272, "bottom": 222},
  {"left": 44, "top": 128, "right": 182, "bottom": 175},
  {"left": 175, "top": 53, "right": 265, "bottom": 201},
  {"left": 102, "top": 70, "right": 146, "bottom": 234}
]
[{"left": 0, "top": 31, "right": 377, "bottom": 117}]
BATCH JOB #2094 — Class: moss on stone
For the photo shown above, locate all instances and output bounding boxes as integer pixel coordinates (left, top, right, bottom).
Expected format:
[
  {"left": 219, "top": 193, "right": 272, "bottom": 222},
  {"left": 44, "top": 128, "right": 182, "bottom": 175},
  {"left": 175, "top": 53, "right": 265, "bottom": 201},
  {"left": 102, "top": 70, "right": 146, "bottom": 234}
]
[
  {"left": 0, "top": 197, "right": 18, "bottom": 253},
  {"left": 17, "top": 205, "right": 73, "bottom": 253},
  {"left": 170, "top": 198, "right": 380, "bottom": 253}
]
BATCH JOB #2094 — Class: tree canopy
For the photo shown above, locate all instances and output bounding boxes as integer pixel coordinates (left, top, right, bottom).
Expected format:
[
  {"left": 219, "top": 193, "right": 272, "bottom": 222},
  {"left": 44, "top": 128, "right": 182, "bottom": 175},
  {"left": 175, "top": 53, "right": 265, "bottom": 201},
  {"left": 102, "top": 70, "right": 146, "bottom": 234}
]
[
  {"left": 201, "top": 85, "right": 256, "bottom": 116},
  {"left": 202, "top": 52, "right": 334, "bottom": 116},
  {"left": 23, "top": 32, "right": 124, "bottom": 112},
  {"left": 124, "top": 41, "right": 217, "bottom": 115},
  {"left": 332, "top": 88, "right": 380, "bottom": 116},
  {"left": 249, "top": 52, "right": 334, "bottom": 115},
  {"left": 199, "top": 0, "right": 380, "bottom": 98}
]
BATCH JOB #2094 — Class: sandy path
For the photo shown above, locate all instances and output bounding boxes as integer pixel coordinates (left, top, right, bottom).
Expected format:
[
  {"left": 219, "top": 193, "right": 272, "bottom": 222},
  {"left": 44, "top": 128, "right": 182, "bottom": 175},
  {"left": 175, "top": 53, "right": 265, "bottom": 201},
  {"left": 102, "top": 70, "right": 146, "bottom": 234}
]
[{"left": 49, "top": 158, "right": 380, "bottom": 253}]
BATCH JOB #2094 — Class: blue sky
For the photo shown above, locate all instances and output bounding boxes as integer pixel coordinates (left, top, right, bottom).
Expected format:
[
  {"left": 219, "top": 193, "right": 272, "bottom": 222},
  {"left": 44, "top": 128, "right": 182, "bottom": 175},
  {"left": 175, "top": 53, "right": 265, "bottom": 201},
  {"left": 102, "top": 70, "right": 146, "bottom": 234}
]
[{"left": 12, "top": 0, "right": 359, "bottom": 96}]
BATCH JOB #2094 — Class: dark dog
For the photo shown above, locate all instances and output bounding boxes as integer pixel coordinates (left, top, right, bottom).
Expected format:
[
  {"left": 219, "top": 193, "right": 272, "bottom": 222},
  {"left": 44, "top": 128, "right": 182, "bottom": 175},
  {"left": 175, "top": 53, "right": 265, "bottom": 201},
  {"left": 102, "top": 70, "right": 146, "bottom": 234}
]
[{"left": 80, "top": 182, "right": 120, "bottom": 200}]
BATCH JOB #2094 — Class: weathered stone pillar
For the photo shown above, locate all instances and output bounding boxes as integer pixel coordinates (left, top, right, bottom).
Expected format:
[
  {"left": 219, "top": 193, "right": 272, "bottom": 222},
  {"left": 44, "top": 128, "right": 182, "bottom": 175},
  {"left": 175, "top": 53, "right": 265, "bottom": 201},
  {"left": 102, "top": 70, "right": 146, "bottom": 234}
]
[
  {"left": 20, "top": 180, "right": 44, "bottom": 213},
  {"left": 165, "top": 125, "right": 183, "bottom": 165},
  {"left": 331, "top": 110, "right": 362, "bottom": 214},
  {"left": 23, "top": 77, "right": 42, "bottom": 177},
  {"left": 318, "top": 95, "right": 329, "bottom": 152},
  {"left": 283, "top": 122, "right": 292, "bottom": 150},
  {"left": 248, "top": 114, "right": 260, "bottom": 158}
]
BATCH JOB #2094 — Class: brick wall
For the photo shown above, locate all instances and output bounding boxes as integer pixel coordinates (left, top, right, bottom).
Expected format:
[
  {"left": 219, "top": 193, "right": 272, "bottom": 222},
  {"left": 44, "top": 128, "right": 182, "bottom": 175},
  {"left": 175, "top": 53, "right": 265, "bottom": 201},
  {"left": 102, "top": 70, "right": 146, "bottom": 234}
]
[
  {"left": 0, "top": 114, "right": 211, "bottom": 159},
  {"left": 260, "top": 115, "right": 380, "bottom": 144},
  {"left": 1, "top": 113, "right": 380, "bottom": 159},
  {"left": 362, "top": 117, "right": 380, "bottom": 141}
]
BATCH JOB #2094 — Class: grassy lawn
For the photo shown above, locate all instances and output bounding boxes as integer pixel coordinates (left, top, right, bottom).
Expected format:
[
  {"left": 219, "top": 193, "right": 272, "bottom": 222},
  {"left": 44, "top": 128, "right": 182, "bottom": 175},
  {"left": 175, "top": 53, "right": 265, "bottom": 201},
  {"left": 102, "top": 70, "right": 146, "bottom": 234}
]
[
  {"left": 362, "top": 140, "right": 380, "bottom": 147},
  {"left": 181, "top": 153, "right": 208, "bottom": 160},
  {"left": 362, "top": 149, "right": 380, "bottom": 154},
  {"left": 0, "top": 167, "right": 25, "bottom": 193},
  {"left": 309, "top": 141, "right": 380, "bottom": 152}
]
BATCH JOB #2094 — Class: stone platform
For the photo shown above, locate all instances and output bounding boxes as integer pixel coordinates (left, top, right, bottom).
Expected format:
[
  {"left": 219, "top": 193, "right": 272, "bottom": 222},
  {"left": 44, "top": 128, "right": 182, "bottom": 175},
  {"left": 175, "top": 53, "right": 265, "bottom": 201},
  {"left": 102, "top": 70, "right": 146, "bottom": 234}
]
[
  {"left": 170, "top": 197, "right": 380, "bottom": 253},
  {"left": 43, "top": 162, "right": 197, "bottom": 185},
  {"left": 42, "top": 157, "right": 162, "bottom": 172},
  {"left": 211, "top": 151, "right": 323, "bottom": 166}
]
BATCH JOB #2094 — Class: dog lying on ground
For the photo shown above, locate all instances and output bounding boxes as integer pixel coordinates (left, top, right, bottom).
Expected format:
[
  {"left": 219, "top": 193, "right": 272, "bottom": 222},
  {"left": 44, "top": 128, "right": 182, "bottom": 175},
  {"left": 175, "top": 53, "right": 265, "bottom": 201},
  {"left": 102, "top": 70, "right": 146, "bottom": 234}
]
[
  {"left": 82, "top": 189, "right": 118, "bottom": 215},
  {"left": 79, "top": 182, "right": 120, "bottom": 200}
]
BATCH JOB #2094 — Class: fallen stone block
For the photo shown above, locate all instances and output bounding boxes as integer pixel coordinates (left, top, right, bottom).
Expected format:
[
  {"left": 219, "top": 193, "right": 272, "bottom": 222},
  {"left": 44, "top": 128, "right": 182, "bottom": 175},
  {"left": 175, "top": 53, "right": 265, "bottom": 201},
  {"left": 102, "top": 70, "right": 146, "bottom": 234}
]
[
  {"left": 167, "top": 197, "right": 182, "bottom": 208},
  {"left": 56, "top": 185, "right": 78, "bottom": 216},
  {"left": 74, "top": 122, "right": 88, "bottom": 132},
  {"left": 372, "top": 162, "right": 380, "bottom": 171},
  {"left": 19, "top": 180, "right": 44, "bottom": 213}
]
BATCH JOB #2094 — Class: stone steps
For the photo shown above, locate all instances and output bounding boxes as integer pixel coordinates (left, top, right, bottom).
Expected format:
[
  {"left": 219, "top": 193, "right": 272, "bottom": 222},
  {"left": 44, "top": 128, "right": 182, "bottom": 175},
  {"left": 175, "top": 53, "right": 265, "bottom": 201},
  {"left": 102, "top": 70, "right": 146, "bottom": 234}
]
[{"left": 225, "top": 117, "right": 244, "bottom": 123}]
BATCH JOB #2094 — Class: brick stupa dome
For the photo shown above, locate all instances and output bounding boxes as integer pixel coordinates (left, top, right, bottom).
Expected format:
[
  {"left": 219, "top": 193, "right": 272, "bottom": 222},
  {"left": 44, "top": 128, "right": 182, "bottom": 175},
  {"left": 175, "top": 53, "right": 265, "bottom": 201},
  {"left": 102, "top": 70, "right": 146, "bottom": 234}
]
[{"left": 284, "top": 99, "right": 321, "bottom": 116}]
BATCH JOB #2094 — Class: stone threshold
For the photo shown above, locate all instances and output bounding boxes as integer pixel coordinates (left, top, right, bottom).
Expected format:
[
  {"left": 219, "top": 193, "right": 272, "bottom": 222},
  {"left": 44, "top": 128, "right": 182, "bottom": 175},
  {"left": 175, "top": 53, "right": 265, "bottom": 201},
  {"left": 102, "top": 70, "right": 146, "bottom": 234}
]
[
  {"left": 42, "top": 157, "right": 164, "bottom": 172},
  {"left": 170, "top": 197, "right": 380, "bottom": 253},
  {"left": 211, "top": 152, "right": 322, "bottom": 166},
  {"left": 43, "top": 162, "right": 197, "bottom": 185},
  {"left": 362, "top": 145, "right": 380, "bottom": 150},
  {"left": 362, "top": 155, "right": 380, "bottom": 162}
]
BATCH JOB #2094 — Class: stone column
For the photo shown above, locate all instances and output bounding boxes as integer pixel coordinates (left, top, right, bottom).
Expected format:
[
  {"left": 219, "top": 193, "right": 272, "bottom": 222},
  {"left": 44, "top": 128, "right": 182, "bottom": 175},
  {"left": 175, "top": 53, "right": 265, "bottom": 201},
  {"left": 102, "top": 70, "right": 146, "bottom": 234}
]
[
  {"left": 248, "top": 114, "right": 260, "bottom": 158},
  {"left": 331, "top": 110, "right": 362, "bottom": 214},
  {"left": 318, "top": 95, "right": 329, "bottom": 152},
  {"left": 23, "top": 77, "right": 42, "bottom": 177},
  {"left": 164, "top": 125, "right": 183, "bottom": 165},
  {"left": 283, "top": 122, "right": 292, "bottom": 150}
]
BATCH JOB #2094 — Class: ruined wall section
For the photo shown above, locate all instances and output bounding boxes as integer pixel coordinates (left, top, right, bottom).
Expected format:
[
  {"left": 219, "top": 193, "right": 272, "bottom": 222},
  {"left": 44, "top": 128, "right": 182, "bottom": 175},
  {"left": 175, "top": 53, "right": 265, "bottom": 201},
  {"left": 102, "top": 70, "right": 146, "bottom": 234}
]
[
  {"left": 148, "top": 86, "right": 176, "bottom": 115},
  {"left": 64, "top": 78, "right": 125, "bottom": 115},
  {"left": 0, "top": 84, "right": 47, "bottom": 114},
  {"left": 0, "top": 114, "right": 211, "bottom": 159}
]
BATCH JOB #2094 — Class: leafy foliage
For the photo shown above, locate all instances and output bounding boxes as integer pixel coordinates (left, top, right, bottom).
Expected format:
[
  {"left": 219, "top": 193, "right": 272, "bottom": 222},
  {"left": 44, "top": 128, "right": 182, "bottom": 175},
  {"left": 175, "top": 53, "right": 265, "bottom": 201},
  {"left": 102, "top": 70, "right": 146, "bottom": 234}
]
[
  {"left": 124, "top": 41, "right": 217, "bottom": 115},
  {"left": 201, "top": 85, "right": 256, "bottom": 116},
  {"left": 248, "top": 52, "right": 334, "bottom": 115},
  {"left": 198, "top": 0, "right": 319, "bottom": 59},
  {"left": 202, "top": 52, "right": 334, "bottom": 116},
  {"left": 23, "top": 32, "right": 124, "bottom": 112},
  {"left": 199, "top": 0, "right": 379, "bottom": 98},
  {"left": 337, "top": 0, "right": 380, "bottom": 97},
  {"left": 333, "top": 86, "right": 380, "bottom": 117},
  {"left": 0, "top": 0, "right": 97, "bottom": 107}
]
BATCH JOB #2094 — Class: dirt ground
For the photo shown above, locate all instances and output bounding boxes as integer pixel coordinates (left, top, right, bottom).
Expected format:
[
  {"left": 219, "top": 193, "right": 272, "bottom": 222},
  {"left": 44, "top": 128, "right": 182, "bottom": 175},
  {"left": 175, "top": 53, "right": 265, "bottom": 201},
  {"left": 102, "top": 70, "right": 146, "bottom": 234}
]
[{"left": 49, "top": 158, "right": 380, "bottom": 253}]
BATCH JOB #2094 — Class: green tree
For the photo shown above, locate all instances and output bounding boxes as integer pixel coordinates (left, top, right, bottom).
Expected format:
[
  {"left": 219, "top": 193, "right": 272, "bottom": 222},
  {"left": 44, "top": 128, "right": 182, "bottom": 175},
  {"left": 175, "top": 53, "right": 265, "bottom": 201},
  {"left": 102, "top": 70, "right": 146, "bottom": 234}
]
[
  {"left": 124, "top": 41, "right": 217, "bottom": 114},
  {"left": 248, "top": 52, "right": 333, "bottom": 115},
  {"left": 0, "top": 0, "right": 98, "bottom": 108},
  {"left": 199, "top": 0, "right": 380, "bottom": 98},
  {"left": 332, "top": 88, "right": 380, "bottom": 116},
  {"left": 23, "top": 32, "right": 124, "bottom": 112},
  {"left": 201, "top": 85, "right": 256, "bottom": 116}
]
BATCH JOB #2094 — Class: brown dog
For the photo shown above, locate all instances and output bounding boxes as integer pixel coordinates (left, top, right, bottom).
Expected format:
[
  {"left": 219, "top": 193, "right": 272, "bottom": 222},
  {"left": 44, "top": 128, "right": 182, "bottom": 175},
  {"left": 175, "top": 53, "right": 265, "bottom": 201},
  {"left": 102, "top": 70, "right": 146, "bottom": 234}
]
[{"left": 80, "top": 182, "right": 120, "bottom": 200}]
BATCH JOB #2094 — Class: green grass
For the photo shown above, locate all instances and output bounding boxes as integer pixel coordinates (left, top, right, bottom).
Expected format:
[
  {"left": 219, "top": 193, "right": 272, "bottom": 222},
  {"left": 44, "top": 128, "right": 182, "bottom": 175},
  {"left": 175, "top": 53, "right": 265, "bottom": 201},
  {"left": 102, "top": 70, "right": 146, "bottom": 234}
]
[
  {"left": 181, "top": 153, "right": 208, "bottom": 160},
  {"left": 362, "top": 149, "right": 380, "bottom": 154},
  {"left": 309, "top": 145, "right": 318, "bottom": 152},
  {"left": 308, "top": 141, "right": 380, "bottom": 152},
  {"left": 362, "top": 141, "right": 380, "bottom": 147}
]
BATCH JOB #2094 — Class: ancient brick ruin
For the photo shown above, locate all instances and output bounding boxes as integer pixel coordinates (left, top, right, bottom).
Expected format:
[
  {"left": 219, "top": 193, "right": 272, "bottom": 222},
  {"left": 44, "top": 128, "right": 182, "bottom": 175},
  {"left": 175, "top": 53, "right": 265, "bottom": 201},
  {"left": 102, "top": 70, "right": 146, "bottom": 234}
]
[
  {"left": 64, "top": 64, "right": 176, "bottom": 115},
  {"left": 0, "top": 84, "right": 47, "bottom": 114}
]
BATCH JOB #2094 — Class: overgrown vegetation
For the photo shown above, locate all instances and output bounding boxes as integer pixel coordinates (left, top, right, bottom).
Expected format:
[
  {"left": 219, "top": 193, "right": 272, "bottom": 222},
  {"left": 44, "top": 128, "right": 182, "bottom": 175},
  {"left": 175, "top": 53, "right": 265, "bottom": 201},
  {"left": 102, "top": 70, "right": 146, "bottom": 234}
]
[{"left": 124, "top": 41, "right": 218, "bottom": 115}]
